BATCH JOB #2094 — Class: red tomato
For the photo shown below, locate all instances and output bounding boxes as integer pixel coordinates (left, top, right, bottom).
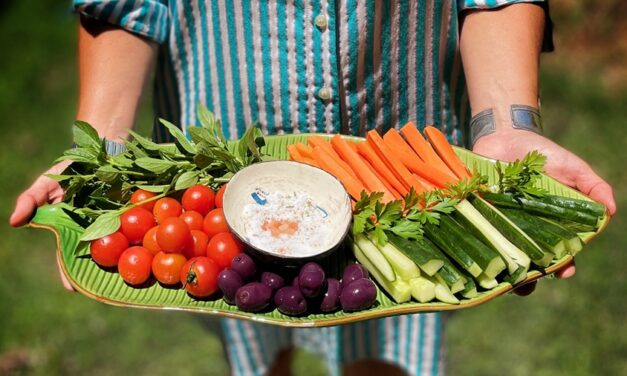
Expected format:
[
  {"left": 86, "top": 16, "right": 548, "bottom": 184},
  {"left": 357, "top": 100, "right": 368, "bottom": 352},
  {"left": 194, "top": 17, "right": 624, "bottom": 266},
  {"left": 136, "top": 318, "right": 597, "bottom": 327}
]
[
  {"left": 206, "top": 232, "right": 244, "bottom": 270},
  {"left": 142, "top": 226, "right": 162, "bottom": 255},
  {"left": 215, "top": 184, "right": 227, "bottom": 208},
  {"left": 118, "top": 246, "right": 153, "bottom": 285},
  {"left": 180, "top": 257, "right": 220, "bottom": 298},
  {"left": 130, "top": 189, "right": 157, "bottom": 211},
  {"left": 203, "top": 208, "right": 229, "bottom": 238},
  {"left": 156, "top": 217, "right": 192, "bottom": 254},
  {"left": 90, "top": 231, "right": 129, "bottom": 267},
  {"left": 120, "top": 207, "right": 156, "bottom": 245},
  {"left": 153, "top": 197, "right": 182, "bottom": 224},
  {"left": 179, "top": 211, "right": 204, "bottom": 231},
  {"left": 184, "top": 230, "right": 209, "bottom": 259},
  {"left": 152, "top": 252, "right": 187, "bottom": 285},
  {"left": 182, "top": 185, "right": 215, "bottom": 216}
]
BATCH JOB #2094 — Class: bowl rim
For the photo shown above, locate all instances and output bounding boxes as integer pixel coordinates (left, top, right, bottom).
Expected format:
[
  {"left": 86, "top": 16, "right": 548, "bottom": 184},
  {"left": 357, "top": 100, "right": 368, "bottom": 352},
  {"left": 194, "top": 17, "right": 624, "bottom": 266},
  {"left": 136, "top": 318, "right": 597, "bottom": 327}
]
[{"left": 222, "top": 160, "right": 353, "bottom": 263}]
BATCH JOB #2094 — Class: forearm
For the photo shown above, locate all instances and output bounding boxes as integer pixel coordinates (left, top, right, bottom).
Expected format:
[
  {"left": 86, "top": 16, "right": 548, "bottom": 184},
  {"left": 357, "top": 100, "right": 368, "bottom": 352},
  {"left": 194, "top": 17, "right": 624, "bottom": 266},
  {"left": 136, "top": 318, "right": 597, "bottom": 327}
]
[
  {"left": 77, "top": 17, "right": 157, "bottom": 141},
  {"left": 460, "top": 3, "right": 545, "bottom": 128}
]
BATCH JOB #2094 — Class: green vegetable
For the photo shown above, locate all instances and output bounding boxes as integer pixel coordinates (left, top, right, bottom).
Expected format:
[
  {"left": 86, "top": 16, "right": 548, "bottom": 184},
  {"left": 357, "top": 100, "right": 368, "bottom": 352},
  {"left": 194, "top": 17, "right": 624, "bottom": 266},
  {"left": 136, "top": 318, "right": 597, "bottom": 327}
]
[
  {"left": 423, "top": 221, "right": 482, "bottom": 278},
  {"left": 476, "top": 273, "right": 499, "bottom": 290},
  {"left": 367, "top": 234, "right": 421, "bottom": 280},
  {"left": 493, "top": 150, "right": 548, "bottom": 198},
  {"left": 353, "top": 234, "right": 395, "bottom": 282},
  {"left": 468, "top": 193, "right": 552, "bottom": 267},
  {"left": 459, "top": 276, "right": 478, "bottom": 299},
  {"left": 429, "top": 274, "right": 460, "bottom": 304},
  {"left": 409, "top": 277, "right": 436, "bottom": 303},
  {"left": 386, "top": 234, "right": 445, "bottom": 276},
  {"left": 535, "top": 194, "right": 606, "bottom": 217}
]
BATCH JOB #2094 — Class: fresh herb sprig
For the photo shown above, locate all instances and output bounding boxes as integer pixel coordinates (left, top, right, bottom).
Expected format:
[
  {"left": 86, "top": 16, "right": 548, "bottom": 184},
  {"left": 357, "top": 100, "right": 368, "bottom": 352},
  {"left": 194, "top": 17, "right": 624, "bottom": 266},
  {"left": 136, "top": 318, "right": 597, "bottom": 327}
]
[
  {"left": 48, "top": 106, "right": 267, "bottom": 241},
  {"left": 493, "top": 151, "right": 548, "bottom": 198}
]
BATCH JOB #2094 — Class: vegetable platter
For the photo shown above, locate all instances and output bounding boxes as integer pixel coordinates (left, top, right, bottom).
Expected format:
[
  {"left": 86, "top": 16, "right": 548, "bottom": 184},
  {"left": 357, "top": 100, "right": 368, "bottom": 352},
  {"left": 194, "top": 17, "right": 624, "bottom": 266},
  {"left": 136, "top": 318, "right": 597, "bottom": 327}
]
[{"left": 28, "top": 111, "right": 610, "bottom": 327}]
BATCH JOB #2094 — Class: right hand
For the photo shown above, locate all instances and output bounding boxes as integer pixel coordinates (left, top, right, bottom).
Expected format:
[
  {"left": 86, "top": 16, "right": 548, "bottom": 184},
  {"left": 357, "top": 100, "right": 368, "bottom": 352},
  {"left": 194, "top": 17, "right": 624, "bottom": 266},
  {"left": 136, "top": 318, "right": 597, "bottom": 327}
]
[{"left": 10, "top": 160, "right": 75, "bottom": 291}]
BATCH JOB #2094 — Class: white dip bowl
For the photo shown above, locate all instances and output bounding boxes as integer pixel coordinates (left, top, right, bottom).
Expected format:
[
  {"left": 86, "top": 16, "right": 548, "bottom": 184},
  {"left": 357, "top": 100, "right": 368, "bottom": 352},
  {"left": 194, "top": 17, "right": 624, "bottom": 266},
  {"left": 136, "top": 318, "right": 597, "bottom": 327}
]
[{"left": 222, "top": 160, "right": 352, "bottom": 266}]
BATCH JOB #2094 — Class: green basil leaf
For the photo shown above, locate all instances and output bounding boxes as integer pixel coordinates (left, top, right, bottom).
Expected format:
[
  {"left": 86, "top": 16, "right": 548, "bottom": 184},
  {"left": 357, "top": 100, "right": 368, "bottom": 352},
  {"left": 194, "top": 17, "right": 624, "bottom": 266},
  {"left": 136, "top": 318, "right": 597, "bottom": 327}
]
[
  {"left": 197, "top": 105, "right": 226, "bottom": 145},
  {"left": 175, "top": 171, "right": 200, "bottom": 191},
  {"left": 73, "top": 121, "right": 101, "bottom": 150},
  {"left": 159, "top": 119, "right": 196, "bottom": 155},
  {"left": 79, "top": 211, "right": 121, "bottom": 241},
  {"left": 136, "top": 184, "right": 170, "bottom": 193},
  {"left": 135, "top": 157, "right": 176, "bottom": 174}
]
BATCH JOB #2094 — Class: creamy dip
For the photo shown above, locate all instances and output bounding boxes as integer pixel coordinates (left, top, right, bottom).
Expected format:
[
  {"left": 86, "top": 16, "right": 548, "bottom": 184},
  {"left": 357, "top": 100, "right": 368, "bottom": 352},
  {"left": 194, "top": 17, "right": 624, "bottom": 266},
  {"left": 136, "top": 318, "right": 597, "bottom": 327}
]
[{"left": 242, "top": 191, "right": 331, "bottom": 256}]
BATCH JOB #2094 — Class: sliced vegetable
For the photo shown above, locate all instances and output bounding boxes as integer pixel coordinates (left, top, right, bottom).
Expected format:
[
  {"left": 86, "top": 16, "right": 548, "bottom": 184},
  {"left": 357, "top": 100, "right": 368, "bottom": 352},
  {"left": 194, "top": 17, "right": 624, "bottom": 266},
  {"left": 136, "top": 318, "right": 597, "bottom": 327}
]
[
  {"left": 454, "top": 200, "right": 531, "bottom": 277},
  {"left": 468, "top": 193, "right": 552, "bottom": 267},
  {"left": 353, "top": 242, "right": 411, "bottom": 303},
  {"left": 429, "top": 274, "right": 460, "bottom": 304},
  {"left": 311, "top": 146, "right": 364, "bottom": 200},
  {"left": 356, "top": 142, "right": 408, "bottom": 195},
  {"left": 481, "top": 192, "right": 601, "bottom": 229},
  {"left": 423, "top": 126, "right": 472, "bottom": 179},
  {"left": 308, "top": 136, "right": 358, "bottom": 179},
  {"left": 409, "top": 277, "right": 436, "bottom": 303},
  {"left": 353, "top": 234, "right": 395, "bottom": 282},
  {"left": 476, "top": 273, "right": 499, "bottom": 290},
  {"left": 400, "top": 122, "right": 456, "bottom": 177},
  {"left": 459, "top": 276, "right": 478, "bottom": 299},
  {"left": 367, "top": 235, "right": 421, "bottom": 280},
  {"left": 386, "top": 233, "right": 445, "bottom": 276},
  {"left": 423, "top": 221, "right": 483, "bottom": 278},
  {"left": 535, "top": 194, "right": 606, "bottom": 218}
]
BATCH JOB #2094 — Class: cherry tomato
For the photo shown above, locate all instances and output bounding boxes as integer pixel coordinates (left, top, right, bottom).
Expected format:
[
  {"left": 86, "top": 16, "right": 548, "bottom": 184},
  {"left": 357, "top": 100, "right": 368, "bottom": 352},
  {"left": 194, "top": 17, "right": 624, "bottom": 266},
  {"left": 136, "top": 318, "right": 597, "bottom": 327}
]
[
  {"left": 130, "top": 189, "right": 157, "bottom": 211},
  {"left": 206, "top": 232, "right": 244, "bottom": 270},
  {"left": 203, "top": 208, "right": 229, "bottom": 238},
  {"left": 142, "top": 226, "right": 162, "bottom": 255},
  {"left": 156, "top": 217, "right": 192, "bottom": 254},
  {"left": 120, "top": 207, "right": 156, "bottom": 245},
  {"left": 90, "top": 231, "right": 129, "bottom": 267},
  {"left": 181, "top": 185, "right": 215, "bottom": 216},
  {"left": 153, "top": 197, "right": 182, "bottom": 224},
  {"left": 179, "top": 211, "right": 204, "bottom": 231},
  {"left": 152, "top": 252, "right": 187, "bottom": 285},
  {"left": 215, "top": 184, "right": 227, "bottom": 208},
  {"left": 181, "top": 257, "right": 220, "bottom": 298},
  {"left": 118, "top": 246, "right": 153, "bottom": 285},
  {"left": 184, "top": 230, "right": 209, "bottom": 259}
]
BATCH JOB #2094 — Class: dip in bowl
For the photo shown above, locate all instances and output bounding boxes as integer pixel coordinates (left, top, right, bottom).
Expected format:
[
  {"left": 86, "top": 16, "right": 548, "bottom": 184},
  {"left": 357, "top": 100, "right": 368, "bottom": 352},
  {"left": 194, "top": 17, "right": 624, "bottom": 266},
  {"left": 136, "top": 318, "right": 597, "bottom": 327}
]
[{"left": 222, "top": 161, "right": 352, "bottom": 266}]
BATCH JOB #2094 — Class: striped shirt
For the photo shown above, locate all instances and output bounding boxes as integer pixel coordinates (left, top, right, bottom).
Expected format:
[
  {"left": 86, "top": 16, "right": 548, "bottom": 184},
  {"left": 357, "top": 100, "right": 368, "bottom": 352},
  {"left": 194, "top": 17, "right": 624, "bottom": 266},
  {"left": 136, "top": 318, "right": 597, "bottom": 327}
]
[{"left": 73, "top": 1, "right": 547, "bottom": 375}]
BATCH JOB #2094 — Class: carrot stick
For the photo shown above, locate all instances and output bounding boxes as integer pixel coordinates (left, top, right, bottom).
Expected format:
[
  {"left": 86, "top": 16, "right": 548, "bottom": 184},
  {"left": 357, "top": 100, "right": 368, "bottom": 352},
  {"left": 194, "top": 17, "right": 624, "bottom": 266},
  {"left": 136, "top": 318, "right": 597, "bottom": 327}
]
[
  {"left": 308, "top": 136, "right": 359, "bottom": 180},
  {"left": 311, "top": 146, "right": 364, "bottom": 200},
  {"left": 366, "top": 130, "right": 427, "bottom": 194},
  {"left": 330, "top": 134, "right": 396, "bottom": 202},
  {"left": 347, "top": 141, "right": 360, "bottom": 153},
  {"left": 295, "top": 143, "right": 314, "bottom": 159},
  {"left": 287, "top": 144, "right": 302, "bottom": 161},
  {"left": 413, "top": 174, "right": 437, "bottom": 191},
  {"left": 364, "top": 159, "right": 402, "bottom": 199},
  {"left": 423, "top": 126, "right": 472, "bottom": 179},
  {"left": 383, "top": 129, "right": 458, "bottom": 188},
  {"left": 400, "top": 122, "right": 457, "bottom": 178},
  {"left": 357, "top": 142, "right": 408, "bottom": 196}
]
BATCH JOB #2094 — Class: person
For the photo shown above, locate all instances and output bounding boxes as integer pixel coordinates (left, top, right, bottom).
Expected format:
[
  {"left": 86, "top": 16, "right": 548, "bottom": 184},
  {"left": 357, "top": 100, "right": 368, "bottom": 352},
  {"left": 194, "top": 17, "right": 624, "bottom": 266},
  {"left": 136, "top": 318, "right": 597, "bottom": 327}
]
[{"left": 10, "top": 1, "right": 616, "bottom": 375}]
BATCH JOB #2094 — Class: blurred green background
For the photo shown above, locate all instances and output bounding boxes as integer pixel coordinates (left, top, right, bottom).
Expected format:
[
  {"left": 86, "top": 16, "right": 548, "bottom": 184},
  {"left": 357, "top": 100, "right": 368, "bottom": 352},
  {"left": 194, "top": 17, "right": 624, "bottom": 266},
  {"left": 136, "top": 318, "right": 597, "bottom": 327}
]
[{"left": 0, "top": 1, "right": 625, "bottom": 375}]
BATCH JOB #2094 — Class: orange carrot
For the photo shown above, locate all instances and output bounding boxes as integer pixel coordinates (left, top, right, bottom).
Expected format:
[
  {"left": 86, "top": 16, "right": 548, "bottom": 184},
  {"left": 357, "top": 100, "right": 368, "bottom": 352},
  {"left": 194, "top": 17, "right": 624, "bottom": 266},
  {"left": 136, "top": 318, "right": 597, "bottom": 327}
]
[
  {"left": 330, "top": 134, "right": 396, "bottom": 202},
  {"left": 366, "top": 130, "right": 427, "bottom": 194},
  {"left": 364, "top": 159, "right": 402, "bottom": 199},
  {"left": 383, "top": 129, "right": 458, "bottom": 188},
  {"left": 413, "top": 174, "right": 437, "bottom": 191},
  {"left": 357, "top": 142, "right": 408, "bottom": 196},
  {"left": 423, "top": 126, "right": 472, "bottom": 179},
  {"left": 400, "top": 122, "right": 457, "bottom": 178},
  {"left": 308, "top": 136, "right": 359, "bottom": 180},
  {"left": 287, "top": 144, "right": 302, "bottom": 161},
  {"left": 347, "top": 141, "right": 360, "bottom": 153},
  {"left": 311, "top": 146, "right": 364, "bottom": 200},
  {"left": 295, "top": 143, "right": 314, "bottom": 159}
]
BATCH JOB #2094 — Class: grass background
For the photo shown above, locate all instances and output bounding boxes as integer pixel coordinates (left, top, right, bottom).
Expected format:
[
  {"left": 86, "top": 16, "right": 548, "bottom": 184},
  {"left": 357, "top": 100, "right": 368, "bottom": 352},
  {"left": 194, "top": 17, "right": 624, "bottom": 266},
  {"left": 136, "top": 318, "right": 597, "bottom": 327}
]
[{"left": 0, "top": 1, "right": 625, "bottom": 375}]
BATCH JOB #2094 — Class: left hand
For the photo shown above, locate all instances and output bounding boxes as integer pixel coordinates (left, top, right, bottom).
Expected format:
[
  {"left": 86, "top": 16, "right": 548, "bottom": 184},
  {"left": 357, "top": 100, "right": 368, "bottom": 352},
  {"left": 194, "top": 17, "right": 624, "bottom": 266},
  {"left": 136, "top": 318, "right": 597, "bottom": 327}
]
[{"left": 472, "top": 129, "right": 616, "bottom": 295}]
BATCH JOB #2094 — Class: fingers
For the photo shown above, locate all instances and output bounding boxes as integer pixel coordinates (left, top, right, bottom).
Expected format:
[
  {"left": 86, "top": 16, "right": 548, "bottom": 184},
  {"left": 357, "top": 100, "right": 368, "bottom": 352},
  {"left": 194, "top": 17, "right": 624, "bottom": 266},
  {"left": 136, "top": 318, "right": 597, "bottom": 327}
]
[
  {"left": 9, "top": 188, "right": 49, "bottom": 227},
  {"left": 586, "top": 181, "right": 616, "bottom": 216},
  {"left": 554, "top": 260, "right": 576, "bottom": 279},
  {"left": 57, "top": 253, "right": 75, "bottom": 292},
  {"left": 513, "top": 281, "right": 537, "bottom": 296}
]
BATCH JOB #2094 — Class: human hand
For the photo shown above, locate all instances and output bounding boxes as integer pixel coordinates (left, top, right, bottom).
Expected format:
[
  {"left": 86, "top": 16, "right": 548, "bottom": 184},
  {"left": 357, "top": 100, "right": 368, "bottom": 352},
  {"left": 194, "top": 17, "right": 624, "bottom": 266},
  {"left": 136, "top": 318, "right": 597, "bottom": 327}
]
[
  {"left": 472, "top": 129, "right": 616, "bottom": 295},
  {"left": 10, "top": 160, "right": 75, "bottom": 291}
]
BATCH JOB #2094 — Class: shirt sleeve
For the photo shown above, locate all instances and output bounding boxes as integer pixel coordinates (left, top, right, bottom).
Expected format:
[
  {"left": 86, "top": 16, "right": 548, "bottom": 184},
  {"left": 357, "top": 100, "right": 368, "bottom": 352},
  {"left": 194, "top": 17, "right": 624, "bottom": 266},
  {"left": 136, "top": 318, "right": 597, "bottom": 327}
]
[
  {"left": 457, "top": 0, "right": 554, "bottom": 52},
  {"left": 73, "top": 0, "right": 169, "bottom": 44}
]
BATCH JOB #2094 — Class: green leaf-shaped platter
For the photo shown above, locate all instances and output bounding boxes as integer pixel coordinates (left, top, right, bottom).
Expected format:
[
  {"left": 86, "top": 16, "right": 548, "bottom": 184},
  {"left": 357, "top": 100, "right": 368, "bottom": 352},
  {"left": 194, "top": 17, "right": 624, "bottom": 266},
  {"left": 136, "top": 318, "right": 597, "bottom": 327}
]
[{"left": 29, "top": 134, "right": 610, "bottom": 327}]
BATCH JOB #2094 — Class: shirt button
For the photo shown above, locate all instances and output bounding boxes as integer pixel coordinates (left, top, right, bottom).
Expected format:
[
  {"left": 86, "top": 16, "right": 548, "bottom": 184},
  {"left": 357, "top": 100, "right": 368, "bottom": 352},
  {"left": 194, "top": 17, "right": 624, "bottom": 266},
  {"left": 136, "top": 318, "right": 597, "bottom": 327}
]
[
  {"left": 317, "top": 87, "right": 332, "bottom": 101},
  {"left": 315, "top": 14, "right": 328, "bottom": 30}
]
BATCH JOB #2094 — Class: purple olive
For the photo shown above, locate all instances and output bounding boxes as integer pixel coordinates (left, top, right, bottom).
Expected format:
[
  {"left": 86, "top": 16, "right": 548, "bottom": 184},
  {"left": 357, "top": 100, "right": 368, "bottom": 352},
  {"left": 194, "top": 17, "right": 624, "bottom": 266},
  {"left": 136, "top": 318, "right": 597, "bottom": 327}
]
[
  {"left": 292, "top": 276, "right": 300, "bottom": 290},
  {"left": 235, "top": 282, "right": 272, "bottom": 312},
  {"left": 298, "top": 262, "right": 326, "bottom": 298},
  {"left": 320, "top": 278, "right": 342, "bottom": 313},
  {"left": 261, "top": 271, "right": 285, "bottom": 292},
  {"left": 340, "top": 278, "right": 377, "bottom": 312},
  {"left": 230, "top": 253, "right": 257, "bottom": 281},
  {"left": 274, "top": 286, "right": 308, "bottom": 316},
  {"left": 342, "top": 263, "right": 369, "bottom": 285},
  {"left": 218, "top": 268, "right": 244, "bottom": 305}
]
